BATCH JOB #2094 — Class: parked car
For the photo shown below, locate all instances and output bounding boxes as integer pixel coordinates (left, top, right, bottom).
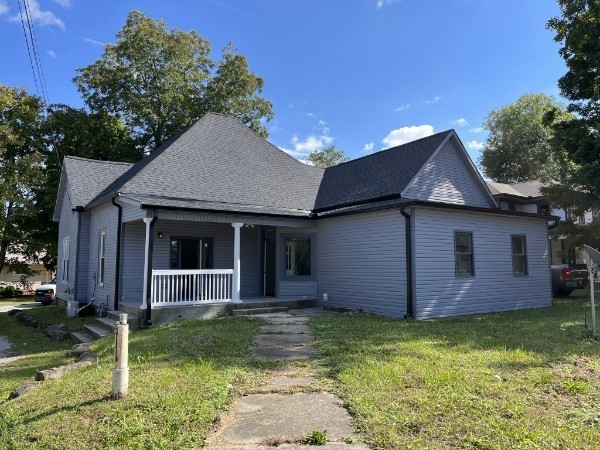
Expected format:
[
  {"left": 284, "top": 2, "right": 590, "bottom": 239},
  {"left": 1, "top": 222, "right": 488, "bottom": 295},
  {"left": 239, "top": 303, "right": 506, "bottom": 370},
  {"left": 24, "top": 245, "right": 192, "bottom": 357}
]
[
  {"left": 34, "top": 278, "right": 56, "bottom": 305},
  {"left": 551, "top": 264, "right": 588, "bottom": 296}
]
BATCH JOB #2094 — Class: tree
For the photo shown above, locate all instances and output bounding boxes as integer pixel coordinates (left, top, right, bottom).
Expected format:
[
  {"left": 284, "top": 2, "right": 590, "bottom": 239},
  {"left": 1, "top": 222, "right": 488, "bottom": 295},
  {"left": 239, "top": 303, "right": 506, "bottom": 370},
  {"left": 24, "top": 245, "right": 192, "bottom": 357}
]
[
  {"left": 305, "top": 145, "right": 350, "bottom": 168},
  {"left": 479, "top": 93, "right": 574, "bottom": 183},
  {"left": 0, "top": 85, "right": 46, "bottom": 275},
  {"left": 547, "top": 0, "right": 600, "bottom": 200},
  {"left": 74, "top": 10, "right": 273, "bottom": 151}
]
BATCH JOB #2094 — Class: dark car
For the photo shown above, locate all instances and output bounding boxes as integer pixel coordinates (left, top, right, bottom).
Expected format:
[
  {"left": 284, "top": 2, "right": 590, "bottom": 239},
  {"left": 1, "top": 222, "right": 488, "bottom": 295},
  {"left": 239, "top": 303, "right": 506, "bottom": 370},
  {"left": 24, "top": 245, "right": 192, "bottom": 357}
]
[
  {"left": 551, "top": 264, "right": 588, "bottom": 296},
  {"left": 34, "top": 278, "right": 56, "bottom": 305}
]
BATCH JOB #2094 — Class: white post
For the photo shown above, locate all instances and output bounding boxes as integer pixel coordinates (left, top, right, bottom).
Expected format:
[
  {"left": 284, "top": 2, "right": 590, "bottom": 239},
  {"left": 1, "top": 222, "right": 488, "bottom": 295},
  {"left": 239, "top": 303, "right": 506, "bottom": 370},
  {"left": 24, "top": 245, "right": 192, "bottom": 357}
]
[
  {"left": 112, "top": 313, "right": 129, "bottom": 399},
  {"left": 141, "top": 217, "right": 153, "bottom": 310},
  {"left": 231, "top": 222, "right": 244, "bottom": 303},
  {"left": 590, "top": 263, "right": 597, "bottom": 337}
]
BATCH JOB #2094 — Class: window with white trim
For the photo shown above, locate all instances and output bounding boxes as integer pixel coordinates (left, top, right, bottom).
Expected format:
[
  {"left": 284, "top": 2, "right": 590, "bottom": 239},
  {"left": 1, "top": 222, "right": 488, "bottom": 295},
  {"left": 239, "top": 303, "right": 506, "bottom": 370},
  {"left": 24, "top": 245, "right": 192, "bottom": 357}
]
[
  {"left": 284, "top": 237, "right": 312, "bottom": 276},
  {"left": 511, "top": 235, "right": 528, "bottom": 275},
  {"left": 455, "top": 231, "right": 474, "bottom": 276},
  {"left": 61, "top": 236, "right": 70, "bottom": 283},
  {"left": 98, "top": 230, "right": 106, "bottom": 285}
]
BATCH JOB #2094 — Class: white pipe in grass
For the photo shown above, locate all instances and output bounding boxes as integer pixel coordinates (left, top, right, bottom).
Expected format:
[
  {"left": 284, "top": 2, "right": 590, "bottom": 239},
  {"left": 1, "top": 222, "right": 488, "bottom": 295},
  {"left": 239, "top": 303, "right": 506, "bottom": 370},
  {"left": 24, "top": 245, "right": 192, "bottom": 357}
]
[{"left": 112, "top": 313, "right": 129, "bottom": 399}]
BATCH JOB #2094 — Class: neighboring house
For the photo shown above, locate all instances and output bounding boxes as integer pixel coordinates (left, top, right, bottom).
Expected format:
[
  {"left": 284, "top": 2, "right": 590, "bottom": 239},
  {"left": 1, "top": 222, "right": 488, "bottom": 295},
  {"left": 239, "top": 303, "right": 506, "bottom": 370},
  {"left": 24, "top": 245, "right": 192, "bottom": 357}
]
[
  {"left": 53, "top": 113, "right": 555, "bottom": 324},
  {"left": 0, "top": 253, "right": 53, "bottom": 291},
  {"left": 487, "top": 181, "right": 596, "bottom": 264}
]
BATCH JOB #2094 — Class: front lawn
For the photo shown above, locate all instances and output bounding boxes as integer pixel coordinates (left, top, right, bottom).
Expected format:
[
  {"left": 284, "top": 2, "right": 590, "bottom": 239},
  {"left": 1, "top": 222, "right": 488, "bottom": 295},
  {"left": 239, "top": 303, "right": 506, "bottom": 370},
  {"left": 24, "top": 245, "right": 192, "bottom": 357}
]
[
  {"left": 0, "top": 296, "right": 36, "bottom": 308},
  {"left": 311, "top": 291, "right": 600, "bottom": 449},
  {"left": 0, "top": 315, "right": 264, "bottom": 449}
]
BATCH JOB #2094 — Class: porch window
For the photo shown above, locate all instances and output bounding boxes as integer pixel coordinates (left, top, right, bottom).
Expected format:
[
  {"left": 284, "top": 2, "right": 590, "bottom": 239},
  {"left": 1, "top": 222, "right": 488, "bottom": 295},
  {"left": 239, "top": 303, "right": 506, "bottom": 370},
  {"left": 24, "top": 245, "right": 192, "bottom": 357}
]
[
  {"left": 455, "top": 231, "right": 474, "bottom": 276},
  {"left": 511, "top": 235, "right": 528, "bottom": 275},
  {"left": 284, "top": 237, "right": 312, "bottom": 276},
  {"left": 61, "top": 236, "right": 70, "bottom": 283},
  {"left": 169, "top": 237, "right": 213, "bottom": 270},
  {"left": 98, "top": 230, "right": 106, "bottom": 285}
]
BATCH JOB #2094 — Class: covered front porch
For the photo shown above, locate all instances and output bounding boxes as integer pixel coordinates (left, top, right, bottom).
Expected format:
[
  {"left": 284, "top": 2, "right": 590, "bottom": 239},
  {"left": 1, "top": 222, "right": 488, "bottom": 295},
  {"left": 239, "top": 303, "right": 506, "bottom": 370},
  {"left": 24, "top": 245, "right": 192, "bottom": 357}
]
[{"left": 116, "top": 205, "right": 317, "bottom": 324}]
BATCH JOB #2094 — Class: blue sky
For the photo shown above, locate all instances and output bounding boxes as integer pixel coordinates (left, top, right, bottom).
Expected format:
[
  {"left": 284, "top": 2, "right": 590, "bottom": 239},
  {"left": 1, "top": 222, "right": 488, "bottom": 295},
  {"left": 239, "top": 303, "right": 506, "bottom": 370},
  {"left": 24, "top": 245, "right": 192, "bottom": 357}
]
[{"left": 0, "top": 0, "right": 566, "bottom": 167}]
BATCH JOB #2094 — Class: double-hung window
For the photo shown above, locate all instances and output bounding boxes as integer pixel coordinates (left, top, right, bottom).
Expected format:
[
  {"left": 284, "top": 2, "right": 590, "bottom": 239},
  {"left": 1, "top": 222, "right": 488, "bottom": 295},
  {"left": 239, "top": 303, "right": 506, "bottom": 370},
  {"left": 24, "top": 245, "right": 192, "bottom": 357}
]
[
  {"left": 511, "top": 235, "right": 528, "bottom": 275},
  {"left": 455, "top": 231, "right": 474, "bottom": 276},
  {"left": 61, "top": 236, "right": 70, "bottom": 283},
  {"left": 98, "top": 230, "right": 106, "bottom": 285},
  {"left": 284, "top": 237, "right": 312, "bottom": 277}
]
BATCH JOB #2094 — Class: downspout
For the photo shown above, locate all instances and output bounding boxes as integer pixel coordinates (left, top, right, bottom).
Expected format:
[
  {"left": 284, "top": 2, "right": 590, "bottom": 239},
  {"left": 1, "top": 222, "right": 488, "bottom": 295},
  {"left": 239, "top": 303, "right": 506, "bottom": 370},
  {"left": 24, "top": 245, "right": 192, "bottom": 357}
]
[
  {"left": 73, "top": 210, "right": 82, "bottom": 304},
  {"left": 400, "top": 207, "right": 414, "bottom": 319},
  {"left": 144, "top": 212, "right": 158, "bottom": 326},
  {"left": 111, "top": 196, "right": 123, "bottom": 311}
]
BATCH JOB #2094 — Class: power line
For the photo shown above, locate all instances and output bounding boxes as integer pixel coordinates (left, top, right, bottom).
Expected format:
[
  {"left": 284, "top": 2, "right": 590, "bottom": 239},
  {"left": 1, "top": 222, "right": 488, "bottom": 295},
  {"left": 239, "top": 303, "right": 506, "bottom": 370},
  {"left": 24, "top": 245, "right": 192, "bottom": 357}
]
[
  {"left": 16, "top": 0, "right": 41, "bottom": 98},
  {"left": 22, "top": 0, "right": 49, "bottom": 102}
]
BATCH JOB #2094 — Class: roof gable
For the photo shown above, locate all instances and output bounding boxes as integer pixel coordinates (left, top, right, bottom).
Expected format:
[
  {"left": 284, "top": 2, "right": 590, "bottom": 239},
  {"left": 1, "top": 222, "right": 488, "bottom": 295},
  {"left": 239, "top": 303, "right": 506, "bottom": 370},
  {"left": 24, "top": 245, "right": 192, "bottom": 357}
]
[{"left": 401, "top": 132, "right": 497, "bottom": 208}]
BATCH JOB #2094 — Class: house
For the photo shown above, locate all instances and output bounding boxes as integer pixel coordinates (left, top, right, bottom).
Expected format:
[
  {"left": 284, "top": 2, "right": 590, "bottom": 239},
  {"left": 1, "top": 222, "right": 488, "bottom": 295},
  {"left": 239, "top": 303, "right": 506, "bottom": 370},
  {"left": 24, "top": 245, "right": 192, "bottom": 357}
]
[
  {"left": 487, "top": 180, "right": 596, "bottom": 264},
  {"left": 53, "top": 113, "right": 556, "bottom": 324},
  {"left": 0, "top": 253, "right": 53, "bottom": 292}
]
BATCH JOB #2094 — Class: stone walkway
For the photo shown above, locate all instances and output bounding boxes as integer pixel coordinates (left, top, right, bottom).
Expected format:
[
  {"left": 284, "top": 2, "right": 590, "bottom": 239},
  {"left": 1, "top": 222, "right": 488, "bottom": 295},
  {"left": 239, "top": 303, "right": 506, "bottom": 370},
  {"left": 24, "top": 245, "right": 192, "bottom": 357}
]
[{"left": 205, "top": 308, "right": 369, "bottom": 449}]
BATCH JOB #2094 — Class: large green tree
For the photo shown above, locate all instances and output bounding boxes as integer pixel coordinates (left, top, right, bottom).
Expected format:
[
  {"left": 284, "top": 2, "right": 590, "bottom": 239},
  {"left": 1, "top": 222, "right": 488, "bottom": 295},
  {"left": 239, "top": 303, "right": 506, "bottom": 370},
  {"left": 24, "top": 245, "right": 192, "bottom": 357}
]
[
  {"left": 305, "top": 145, "right": 350, "bottom": 168},
  {"left": 547, "top": 0, "right": 600, "bottom": 199},
  {"left": 0, "top": 85, "right": 46, "bottom": 275},
  {"left": 74, "top": 10, "right": 273, "bottom": 151},
  {"left": 479, "top": 93, "right": 574, "bottom": 183}
]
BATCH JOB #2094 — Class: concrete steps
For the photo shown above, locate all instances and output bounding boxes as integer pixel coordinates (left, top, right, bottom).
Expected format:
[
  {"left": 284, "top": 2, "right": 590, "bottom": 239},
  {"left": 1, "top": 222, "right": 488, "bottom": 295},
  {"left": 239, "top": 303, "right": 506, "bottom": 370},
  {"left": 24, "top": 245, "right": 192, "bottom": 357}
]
[
  {"left": 232, "top": 307, "right": 289, "bottom": 316},
  {"left": 71, "top": 309, "right": 138, "bottom": 343}
]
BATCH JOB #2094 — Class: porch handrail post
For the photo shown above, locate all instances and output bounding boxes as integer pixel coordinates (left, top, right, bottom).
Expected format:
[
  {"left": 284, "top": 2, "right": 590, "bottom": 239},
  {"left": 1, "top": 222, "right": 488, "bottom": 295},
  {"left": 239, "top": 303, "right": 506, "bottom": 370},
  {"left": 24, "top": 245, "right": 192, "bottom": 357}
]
[
  {"left": 231, "top": 222, "right": 244, "bottom": 303},
  {"left": 141, "top": 217, "right": 153, "bottom": 310}
]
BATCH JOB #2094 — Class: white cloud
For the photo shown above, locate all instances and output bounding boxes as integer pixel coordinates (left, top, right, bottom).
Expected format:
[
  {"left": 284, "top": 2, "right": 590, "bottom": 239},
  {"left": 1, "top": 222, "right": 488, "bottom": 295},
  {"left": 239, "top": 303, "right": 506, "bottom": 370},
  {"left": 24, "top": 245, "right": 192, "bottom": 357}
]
[
  {"left": 382, "top": 125, "right": 434, "bottom": 148},
  {"left": 82, "top": 37, "right": 105, "bottom": 46},
  {"left": 282, "top": 134, "right": 334, "bottom": 159},
  {"left": 53, "top": 0, "right": 72, "bottom": 7},
  {"left": 470, "top": 127, "right": 484, "bottom": 133},
  {"left": 46, "top": 49, "right": 56, "bottom": 58},
  {"left": 424, "top": 96, "right": 441, "bottom": 105},
  {"left": 451, "top": 118, "right": 469, "bottom": 127},
  {"left": 363, "top": 142, "right": 375, "bottom": 154},
  {"left": 0, "top": 1, "right": 9, "bottom": 16},
  {"left": 393, "top": 103, "right": 411, "bottom": 113},
  {"left": 466, "top": 140, "right": 484, "bottom": 151},
  {"left": 9, "top": 0, "right": 65, "bottom": 29},
  {"left": 376, "top": 0, "right": 401, "bottom": 9}
]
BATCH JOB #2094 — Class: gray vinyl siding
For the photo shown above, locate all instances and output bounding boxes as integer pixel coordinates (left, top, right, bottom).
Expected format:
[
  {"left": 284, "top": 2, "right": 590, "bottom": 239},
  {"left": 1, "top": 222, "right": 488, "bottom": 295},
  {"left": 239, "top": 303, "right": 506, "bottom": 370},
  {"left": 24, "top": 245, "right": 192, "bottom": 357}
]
[
  {"left": 315, "top": 209, "right": 407, "bottom": 317},
  {"left": 120, "top": 220, "right": 261, "bottom": 303},
  {"left": 76, "top": 212, "right": 91, "bottom": 301},
  {"left": 56, "top": 183, "right": 79, "bottom": 302},
  {"left": 122, "top": 202, "right": 145, "bottom": 222},
  {"left": 413, "top": 207, "right": 552, "bottom": 319},
  {"left": 276, "top": 226, "right": 318, "bottom": 299},
  {"left": 402, "top": 139, "right": 492, "bottom": 208},
  {"left": 86, "top": 201, "right": 119, "bottom": 309}
]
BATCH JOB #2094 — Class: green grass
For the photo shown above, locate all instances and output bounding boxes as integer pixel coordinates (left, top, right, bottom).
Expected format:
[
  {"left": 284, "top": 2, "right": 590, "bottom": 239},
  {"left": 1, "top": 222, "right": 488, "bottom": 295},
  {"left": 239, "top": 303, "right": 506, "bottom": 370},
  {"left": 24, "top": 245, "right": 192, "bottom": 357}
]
[
  {"left": 0, "top": 296, "right": 36, "bottom": 308},
  {"left": 0, "top": 315, "right": 265, "bottom": 449},
  {"left": 311, "top": 291, "right": 600, "bottom": 449},
  {"left": 17, "top": 305, "right": 96, "bottom": 332}
]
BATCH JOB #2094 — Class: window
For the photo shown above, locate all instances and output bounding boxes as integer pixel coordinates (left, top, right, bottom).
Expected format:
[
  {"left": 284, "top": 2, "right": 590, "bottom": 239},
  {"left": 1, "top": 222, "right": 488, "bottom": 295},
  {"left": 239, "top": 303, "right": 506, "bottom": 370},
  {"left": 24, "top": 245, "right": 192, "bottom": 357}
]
[
  {"left": 61, "top": 236, "right": 70, "bottom": 283},
  {"left": 98, "top": 230, "right": 106, "bottom": 285},
  {"left": 455, "top": 232, "right": 474, "bottom": 276},
  {"left": 511, "top": 235, "right": 528, "bottom": 275},
  {"left": 169, "top": 237, "right": 212, "bottom": 270},
  {"left": 284, "top": 237, "right": 312, "bottom": 276}
]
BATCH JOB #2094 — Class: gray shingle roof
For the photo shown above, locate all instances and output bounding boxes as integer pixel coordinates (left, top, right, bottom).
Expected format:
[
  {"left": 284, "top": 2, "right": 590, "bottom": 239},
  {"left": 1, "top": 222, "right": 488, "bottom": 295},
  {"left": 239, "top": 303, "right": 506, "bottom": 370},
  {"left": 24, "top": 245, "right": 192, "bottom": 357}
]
[
  {"left": 486, "top": 180, "right": 547, "bottom": 198},
  {"left": 63, "top": 156, "right": 133, "bottom": 208},
  {"left": 314, "top": 130, "right": 453, "bottom": 210},
  {"left": 70, "top": 113, "right": 457, "bottom": 217}
]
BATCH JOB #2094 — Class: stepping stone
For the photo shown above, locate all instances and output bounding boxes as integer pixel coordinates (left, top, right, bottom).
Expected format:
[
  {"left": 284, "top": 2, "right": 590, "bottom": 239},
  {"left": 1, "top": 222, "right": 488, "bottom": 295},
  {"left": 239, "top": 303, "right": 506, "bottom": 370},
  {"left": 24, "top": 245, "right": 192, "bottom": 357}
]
[
  {"left": 254, "top": 333, "right": 312, "bottom": 346},
  {"left": 207, "top": 392, "right": 357, "bottom": 445},
  {"left": 205, "top": 444, "right": 370, "bottom": 449},
  {"left": 260, "top": 324, "right": 310, "bottom": 334},
  {"left": 259, "top": 375, "right": 318, "bottom": 391},
  {"left": 253, "top": 346, "right": 315, "bottom": 361},
  {"left": 265, "top": 316, "right": 309, "bottom": 324}
]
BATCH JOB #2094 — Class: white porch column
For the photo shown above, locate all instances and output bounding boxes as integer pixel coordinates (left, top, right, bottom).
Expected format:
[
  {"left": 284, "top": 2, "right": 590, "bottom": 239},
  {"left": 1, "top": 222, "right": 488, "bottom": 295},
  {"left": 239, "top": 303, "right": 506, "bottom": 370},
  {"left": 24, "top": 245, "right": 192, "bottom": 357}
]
[
  {"left": 231, "top": 222, "right": 244, "bottom": 303},
  {"left": 141, "top": 217, "right": 153, "bottom": 310}
]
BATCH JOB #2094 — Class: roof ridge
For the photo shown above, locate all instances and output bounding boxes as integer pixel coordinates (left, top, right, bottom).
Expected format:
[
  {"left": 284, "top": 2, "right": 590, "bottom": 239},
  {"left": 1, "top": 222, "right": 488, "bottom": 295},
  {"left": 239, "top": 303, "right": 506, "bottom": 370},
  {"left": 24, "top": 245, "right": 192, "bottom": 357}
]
[
  {"left": 64, "top": 155, "right": 134, "bottom": 166},
  {"left": 325, "top": 129, "right": 454, "bottom": 170}
]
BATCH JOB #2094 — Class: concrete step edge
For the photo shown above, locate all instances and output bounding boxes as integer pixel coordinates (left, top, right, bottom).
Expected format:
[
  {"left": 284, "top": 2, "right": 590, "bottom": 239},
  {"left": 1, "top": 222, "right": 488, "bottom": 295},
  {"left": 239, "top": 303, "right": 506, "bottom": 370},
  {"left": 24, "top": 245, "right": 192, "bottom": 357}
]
[
  {"left": 83, "top": 324, "right": 111, "bottom": 340},
  {"left": 71, "top": 331, "right": 94, "bottom": 344}
]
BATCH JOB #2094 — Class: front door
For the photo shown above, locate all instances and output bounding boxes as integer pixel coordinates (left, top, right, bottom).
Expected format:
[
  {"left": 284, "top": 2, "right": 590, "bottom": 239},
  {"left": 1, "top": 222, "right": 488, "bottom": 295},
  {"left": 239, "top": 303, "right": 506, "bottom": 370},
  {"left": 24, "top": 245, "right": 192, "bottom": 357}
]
[
  {"left": 180, "top": 238, "right": 200, "bottom": 269},
  {"left": 262, "top": 228, "right": 276, "bottom": 296}
]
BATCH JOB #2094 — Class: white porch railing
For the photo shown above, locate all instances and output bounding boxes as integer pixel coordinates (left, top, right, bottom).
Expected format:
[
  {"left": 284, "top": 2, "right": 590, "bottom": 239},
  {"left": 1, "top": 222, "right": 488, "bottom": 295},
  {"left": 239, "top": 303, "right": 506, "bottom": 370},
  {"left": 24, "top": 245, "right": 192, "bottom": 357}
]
[{"left": 150, "top": 269, "right": 234, "bottom": 306}]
